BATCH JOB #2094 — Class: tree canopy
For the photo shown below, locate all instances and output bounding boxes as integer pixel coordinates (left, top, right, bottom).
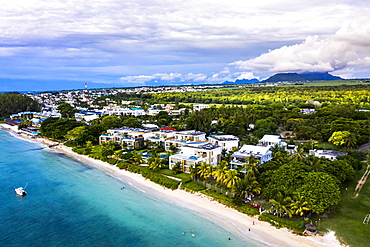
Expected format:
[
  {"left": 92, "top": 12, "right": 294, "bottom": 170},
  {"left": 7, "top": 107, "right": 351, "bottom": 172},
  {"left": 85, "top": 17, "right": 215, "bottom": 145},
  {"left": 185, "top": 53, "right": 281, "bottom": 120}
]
[{"left": 0, "top": 93, "right": 40, "bottom": 118}]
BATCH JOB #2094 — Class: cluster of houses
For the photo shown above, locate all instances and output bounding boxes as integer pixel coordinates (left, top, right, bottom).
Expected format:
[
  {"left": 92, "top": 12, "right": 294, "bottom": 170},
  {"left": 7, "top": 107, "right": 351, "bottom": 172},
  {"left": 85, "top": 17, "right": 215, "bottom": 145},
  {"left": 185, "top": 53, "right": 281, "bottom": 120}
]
[
  {"left": 100, "top": 127, "right": 278, "bottom": 172},
  {"left": 9, "top": 103, "right": 210, "bottom": 125},
  {"left": 99, "top": 127, "right": 348, "bottom": 173},
  {"left": 7, "top": 87, "right": 345, "bottom": 170}
]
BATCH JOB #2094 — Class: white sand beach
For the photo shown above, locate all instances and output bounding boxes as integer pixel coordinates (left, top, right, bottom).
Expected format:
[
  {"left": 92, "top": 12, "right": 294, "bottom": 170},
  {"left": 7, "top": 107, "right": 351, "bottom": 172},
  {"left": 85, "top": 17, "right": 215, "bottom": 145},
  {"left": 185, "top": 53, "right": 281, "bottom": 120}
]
[{"left": 1, "top": 123, "right": 346, "bottom": 247}]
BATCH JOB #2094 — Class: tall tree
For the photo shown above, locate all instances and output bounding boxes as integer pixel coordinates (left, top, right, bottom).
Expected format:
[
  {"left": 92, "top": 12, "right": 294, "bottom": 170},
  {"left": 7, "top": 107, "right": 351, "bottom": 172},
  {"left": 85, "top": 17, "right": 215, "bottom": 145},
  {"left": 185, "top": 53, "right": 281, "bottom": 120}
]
[
  {"left": 0, "top": 93, "right": 40, "bottom": 118},
  {"left": 290, "top": 193, "right": 310, "bottom": 217},
  {"left": 297, "top": 172, "right": 341, "bottom": 214},
  {"left": 147, "top": 153, "right": 163, "bottom": 170},
  {"left": 198, "top": 162, "right": 211, "bottom": 179},
  {"left": 131, "top": 150, "right": 143, "bottom": 165},
  {"left": 242, "top": 156, "right": 260, "bottom": 178},
  {"left": 269, "top": 192, "right": 293, "bottom": 218},
  {"left": 224, "top": 169, "right": 241, "bottom": 188},
  {"left": 212, "top": 160, "right": 228, "bottom": 184},
  {"left": 328, "top": 131, "right": 357, "bottom": 147},
  {"left": 57, "top": 103, "right": 78, "bottom": 118},
  {"left": 289, "top": 144, "right": 307, "bottom": 163}
]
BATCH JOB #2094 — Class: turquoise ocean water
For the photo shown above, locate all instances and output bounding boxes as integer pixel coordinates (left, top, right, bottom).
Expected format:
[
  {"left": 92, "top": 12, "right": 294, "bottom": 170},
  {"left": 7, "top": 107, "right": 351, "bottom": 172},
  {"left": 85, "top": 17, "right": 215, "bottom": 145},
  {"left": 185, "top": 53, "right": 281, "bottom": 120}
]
[{"left": 0, "top": 130, "right": 263, "bottom": 247}]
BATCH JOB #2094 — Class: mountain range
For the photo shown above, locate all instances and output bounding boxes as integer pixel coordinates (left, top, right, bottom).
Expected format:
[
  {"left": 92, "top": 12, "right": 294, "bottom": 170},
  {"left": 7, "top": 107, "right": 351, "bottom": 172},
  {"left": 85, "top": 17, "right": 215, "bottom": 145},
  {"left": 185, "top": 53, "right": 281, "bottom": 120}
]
[{"left": 261, "top": 72, "right": 342, "bottom": 83}]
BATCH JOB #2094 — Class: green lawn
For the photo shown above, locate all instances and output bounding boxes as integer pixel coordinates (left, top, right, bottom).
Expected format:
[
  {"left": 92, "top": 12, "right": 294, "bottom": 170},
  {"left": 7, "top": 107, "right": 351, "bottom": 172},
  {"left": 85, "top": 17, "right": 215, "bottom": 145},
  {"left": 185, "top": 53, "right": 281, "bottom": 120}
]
[
  {"left": 316, "top": 142, "right": 342, "bottom": 151},
  {"left": 157, "top": 169, "right": 191, "bottom": 182},
  {"left": 314, "top": 167, "right": 370, "bottom": 247}
]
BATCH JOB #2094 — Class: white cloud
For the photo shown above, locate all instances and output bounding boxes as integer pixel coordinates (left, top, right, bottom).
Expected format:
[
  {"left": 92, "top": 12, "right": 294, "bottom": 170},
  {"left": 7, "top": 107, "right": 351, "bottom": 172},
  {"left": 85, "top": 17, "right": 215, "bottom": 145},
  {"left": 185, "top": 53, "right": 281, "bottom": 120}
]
[
  {"left": 231, "top": 13, "right": 370, "bottom": 76},
  {"left": 119, "top": 75, "right": 154, "bottom": 85},
  {"left": 119, "top": 72, "right": 210, "bottom": 85},
  {"left": 235, "top": 71, "right": 259, "bottom": 81},
  {"left": 0, "top": 1, "right": 369, "bottom": 87},
  {"left": 118, "top": 68, "right": 241, "bottom": 85}
]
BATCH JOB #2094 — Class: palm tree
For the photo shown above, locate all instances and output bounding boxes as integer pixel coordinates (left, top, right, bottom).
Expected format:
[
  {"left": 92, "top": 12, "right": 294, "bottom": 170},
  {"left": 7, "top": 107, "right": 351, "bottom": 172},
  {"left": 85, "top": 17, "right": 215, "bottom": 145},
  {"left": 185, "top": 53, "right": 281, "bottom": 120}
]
[
  {"left": 85, "top": 141, "right": 93, "bottom": 148},
  {"left": 344, "top": 133, "right": 357, "bottom": 148},
  {"left": 147, "top": 153, "right": 163, "bottom": 170},
  {"left": 289, "top": 144, "right": 307, "bottom": 163},
  {"left": 244, "top": 176, "right": 261, "bottom": 198},
  {"left": 114, "top": 149, "right": 124, "bottom": 160},
  {"left": 224, "top": 169, "right": 241, "bottom": 188},
  {"left": 241, "top": 156, "right": 260, "bottom": 178},
  {"left": 131, "top": 150, "right": 143, "bottom": 165},
  {"left": 172, "top": 161, "right": 181, "bottom": 174},
  {"left": 190, "top": 164, "right": 200, "bottom": 180},
  {"left": 212, "top": 160, "right": 228, "bottom": 184},
  {"left": 307, "top": 156, "right": 322, "bottom": 172},
  {"left": 269, "top": 192, "right": 293, "bottom": 218},
  {"left": 290, "top": 193, "right": 310, "bottom": 217},
  {"left": 198, "top": 162, "right": 211, "bottom": 179},
  {"left": 232, "top": 179, "right": 249, "bottom": 198}
]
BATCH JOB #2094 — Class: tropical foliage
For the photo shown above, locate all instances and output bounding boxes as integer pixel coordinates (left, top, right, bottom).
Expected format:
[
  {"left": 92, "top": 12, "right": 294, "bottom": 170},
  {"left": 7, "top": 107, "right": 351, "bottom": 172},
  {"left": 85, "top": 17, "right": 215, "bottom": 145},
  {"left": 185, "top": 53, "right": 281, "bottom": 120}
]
[{"left": 0, "top": 92, "right": 40, "bottom": 118}]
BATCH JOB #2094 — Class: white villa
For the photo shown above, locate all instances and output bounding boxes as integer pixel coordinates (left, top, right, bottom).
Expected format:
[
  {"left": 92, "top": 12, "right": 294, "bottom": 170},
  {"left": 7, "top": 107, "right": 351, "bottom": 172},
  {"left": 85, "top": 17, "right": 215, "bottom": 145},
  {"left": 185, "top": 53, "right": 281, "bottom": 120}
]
[
  {"left": 165, "top": 130, "right": 207, "bottom": 151},
  {"left": 258, "top": 135, "right": 284, "bottom": 147},
  {"left": 309, "top": 149, "right": 347, "bottom": 160},
  {"left": 99, "top": 128, "right": 152, "bottom": 149},
  {"left": 75, "top": 111, "right": 101, "bottom": 122},
  {"left": 169, "top": 142, "right": 222, "bottom": 173},
  {"left": 193, "top": 104, "right": 210, "bottom": 111},
  {"left": 207, "top": 135, "right": 239, "bottom": 152},
  {"left": 230, "top": 145, "right": 272, "bottom": 170}
]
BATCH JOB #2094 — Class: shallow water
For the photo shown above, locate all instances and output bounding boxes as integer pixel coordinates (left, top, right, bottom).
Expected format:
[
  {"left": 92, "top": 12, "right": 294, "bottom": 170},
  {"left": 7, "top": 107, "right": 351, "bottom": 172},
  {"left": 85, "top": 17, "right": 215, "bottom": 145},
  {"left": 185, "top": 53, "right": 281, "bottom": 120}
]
[{"left": 0, "top": 130, "right": 262, "bottom": 247}]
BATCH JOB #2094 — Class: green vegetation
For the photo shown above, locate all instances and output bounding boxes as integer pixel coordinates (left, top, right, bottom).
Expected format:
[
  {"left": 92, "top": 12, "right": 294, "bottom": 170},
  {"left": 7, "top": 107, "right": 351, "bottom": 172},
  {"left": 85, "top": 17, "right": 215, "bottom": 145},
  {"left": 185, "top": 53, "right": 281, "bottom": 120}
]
[
  {"left": 0, "top": 92, "right": 40, "bottom": 119},
  {"left": 316, "top": 167, "right": 370, "bottom": 247},
  {"left": 280, "top": 79, "right": 370, "bottom": 87},
  {"left": 26, "top": 83, "right": 370, "bottom": 246},
  {"left": 151, "top": 84, "right": 370, "bottom": 107}
]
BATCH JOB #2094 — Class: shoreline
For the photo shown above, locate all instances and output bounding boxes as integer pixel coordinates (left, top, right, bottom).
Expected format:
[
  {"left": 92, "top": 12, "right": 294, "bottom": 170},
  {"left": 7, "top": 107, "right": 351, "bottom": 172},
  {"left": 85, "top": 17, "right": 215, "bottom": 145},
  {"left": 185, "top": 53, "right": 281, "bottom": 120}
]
[{"left": 0, "top": 123, "right": 346, "bottom": 247}]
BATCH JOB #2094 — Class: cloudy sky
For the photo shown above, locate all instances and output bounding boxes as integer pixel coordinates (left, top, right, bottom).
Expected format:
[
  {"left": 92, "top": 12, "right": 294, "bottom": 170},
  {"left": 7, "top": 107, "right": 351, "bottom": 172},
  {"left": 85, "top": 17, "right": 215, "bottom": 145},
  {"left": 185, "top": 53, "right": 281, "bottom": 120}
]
[{"left": 0, "top": 0, "right": 369, "bottom": 91}]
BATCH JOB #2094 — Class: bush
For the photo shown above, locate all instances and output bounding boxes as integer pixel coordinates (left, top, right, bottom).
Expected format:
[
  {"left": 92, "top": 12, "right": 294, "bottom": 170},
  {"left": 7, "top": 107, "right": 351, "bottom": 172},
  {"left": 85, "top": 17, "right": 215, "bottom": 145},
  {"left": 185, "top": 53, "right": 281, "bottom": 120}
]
[
  {"left": 114, "top": 162, "right": 180, "bottom": 189},
  {"left": 202, "top": 190, "right": 260, "bottom": 216},
  {"left": 72, "top": 147, "right": 92, "bottom": 155},
  {"left": 64, "top": 140, "right": 77, "bottom": 147}
]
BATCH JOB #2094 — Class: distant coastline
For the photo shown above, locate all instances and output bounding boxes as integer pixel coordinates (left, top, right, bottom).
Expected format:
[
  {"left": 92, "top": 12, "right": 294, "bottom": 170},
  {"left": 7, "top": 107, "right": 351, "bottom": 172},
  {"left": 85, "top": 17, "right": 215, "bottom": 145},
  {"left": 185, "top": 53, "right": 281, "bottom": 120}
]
[{"left": 0, "top": 123, "right": 346, "bottom": 247}]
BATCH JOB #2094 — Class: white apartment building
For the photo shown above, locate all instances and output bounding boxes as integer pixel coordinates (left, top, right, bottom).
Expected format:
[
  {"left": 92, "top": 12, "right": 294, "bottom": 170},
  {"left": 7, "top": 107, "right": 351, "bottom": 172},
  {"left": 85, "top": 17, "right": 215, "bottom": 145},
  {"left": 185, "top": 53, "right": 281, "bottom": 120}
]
[
  {"left": 165, "top": 130, "right": 207, "bottom": 151},
  {"left": 230, "top": 145, "right": 272, "bottom": 170},
  {"left": 169, "top": 142, "right": 222, "bottom": 173},
  {"left": 207, "top": 135, "right": 239, "bottom": 152},
  {"left": 99, "top": 128, "right": 152, "bottom": 149}
]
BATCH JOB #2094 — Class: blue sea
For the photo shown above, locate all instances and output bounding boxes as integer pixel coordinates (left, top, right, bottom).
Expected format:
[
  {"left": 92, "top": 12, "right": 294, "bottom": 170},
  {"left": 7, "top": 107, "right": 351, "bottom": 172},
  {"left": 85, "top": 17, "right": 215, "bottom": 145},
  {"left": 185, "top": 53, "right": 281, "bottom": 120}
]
[{"left": 0, "top": 130, "right": 263, "bottom": 247}]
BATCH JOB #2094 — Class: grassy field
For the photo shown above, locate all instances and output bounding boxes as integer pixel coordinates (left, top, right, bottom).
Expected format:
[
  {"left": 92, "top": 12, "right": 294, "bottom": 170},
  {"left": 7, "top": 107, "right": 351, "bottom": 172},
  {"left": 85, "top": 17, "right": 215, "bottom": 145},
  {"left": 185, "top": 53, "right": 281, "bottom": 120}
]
[
  {"left": 179, "top": 102, "right": 251, "bottom": 108},
  {"left": 157, "top": 169, "right": 192, "bottom": 182},
  {"left": 316, "top": 142, "right": 342, "bottom": 151},
  {"left": 314, "top": 167, "right": 370, "bottom": 247},
  {"left": 280, "top": 80, "right": 370, "bottom": 87}
]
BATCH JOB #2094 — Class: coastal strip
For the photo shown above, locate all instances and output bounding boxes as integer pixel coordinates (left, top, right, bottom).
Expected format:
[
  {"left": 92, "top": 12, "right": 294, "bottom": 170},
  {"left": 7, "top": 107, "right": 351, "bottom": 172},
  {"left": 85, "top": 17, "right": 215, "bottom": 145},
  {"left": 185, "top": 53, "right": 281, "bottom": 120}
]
[{"left": 0, "top": 123, "right": 345, "bottom": 247}]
